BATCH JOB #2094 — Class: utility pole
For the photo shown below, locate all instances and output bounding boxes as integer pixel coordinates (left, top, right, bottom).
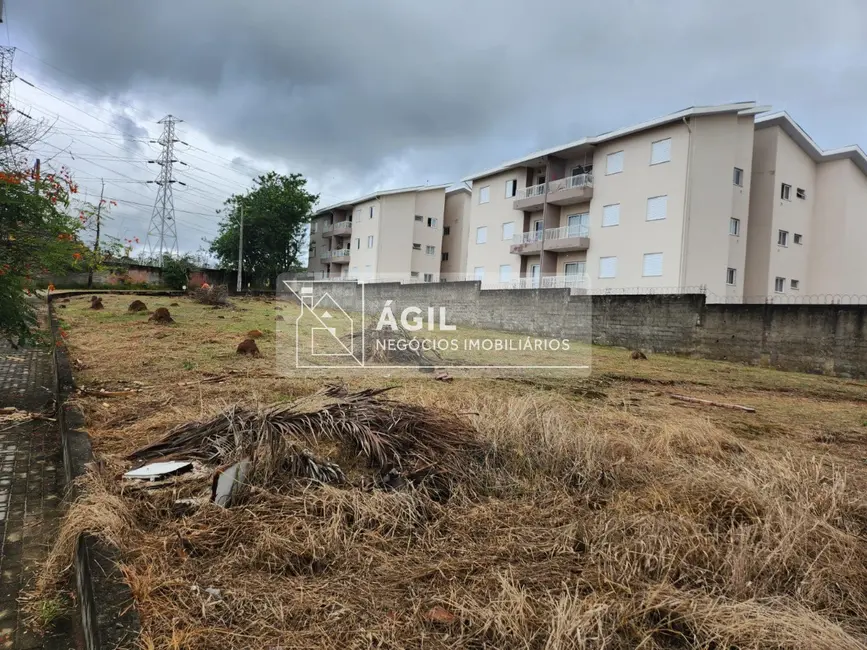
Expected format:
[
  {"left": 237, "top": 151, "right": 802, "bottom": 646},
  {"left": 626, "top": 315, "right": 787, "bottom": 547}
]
[
  {"left": 145, "top": 115, "right": 183, "bottom": 267},
  {"left": 0, "top": 46, "right": 14, "bottom": 154},
  {"left": 236, "top": 201, "right": 244, "bottom": 293},
  {"left": 32, "top": 159, "right": 39, "bottom": 195},
  {"left": 87, "top": 180, "right": 104, "bottom": 289}
]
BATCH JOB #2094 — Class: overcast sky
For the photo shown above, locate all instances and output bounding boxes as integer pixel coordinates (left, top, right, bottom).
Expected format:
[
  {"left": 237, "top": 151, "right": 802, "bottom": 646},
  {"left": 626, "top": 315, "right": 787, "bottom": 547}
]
[{"left": 6, "top": 0, "right": 867, "bottom": 257}]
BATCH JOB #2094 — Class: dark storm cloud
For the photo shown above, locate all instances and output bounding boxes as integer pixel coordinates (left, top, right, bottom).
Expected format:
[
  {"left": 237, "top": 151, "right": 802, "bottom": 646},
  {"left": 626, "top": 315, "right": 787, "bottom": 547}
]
[
  {"left": 110, "top": 112, "right": 148, "bottom": 155},
  {"left": 11, "top": 0, "right": 867, "bottom": 184}
]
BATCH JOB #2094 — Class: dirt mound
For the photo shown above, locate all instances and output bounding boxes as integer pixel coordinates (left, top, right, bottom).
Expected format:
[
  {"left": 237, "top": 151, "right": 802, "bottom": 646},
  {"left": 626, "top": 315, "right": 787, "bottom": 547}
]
[
  {"left": 59, "top": 304, "right": 66, "bottom": 309},
  {"left": 275, "top": 315, "right": 284, "bottom": 322},
  {"left": 148, "top": 307, "right": 174, "bottom": 323},
  {"left": 90, "top": 298, "right": 104, "bottom": 310},
  {"left": 236, "top": 338, "right": 260, "bottom": 356},
  {"left": 631, "top": 350, "right": 647, "bottom": 360},
  {"left": 169, "top": 302, "right": 179, "bottom": 307},
  {"left": 246, "top": 329, "right": 263, "bottom": 339},
  {"left": 61, "top": 298, "right": 70, "bottom": 303},
  {"left": 128, "top": 300, "right": 148, "bottom": 313}
]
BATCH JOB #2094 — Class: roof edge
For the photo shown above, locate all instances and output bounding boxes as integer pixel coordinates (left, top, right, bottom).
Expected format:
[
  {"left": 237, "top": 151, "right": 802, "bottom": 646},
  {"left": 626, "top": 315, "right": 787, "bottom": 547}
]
[{"left": 313, "top": 183, "right": 451, "bottom": 217}]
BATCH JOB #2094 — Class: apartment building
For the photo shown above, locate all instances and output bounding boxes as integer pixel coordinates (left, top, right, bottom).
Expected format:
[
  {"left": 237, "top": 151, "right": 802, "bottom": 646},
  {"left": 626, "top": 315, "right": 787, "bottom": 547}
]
[
  {"left": 462, "top": 102, "right": 762, "bottom": 298},
  {"left": 439, "top": 187, "right": 471, "bottom": 279},
  {"left": 745, "top": 112, "right": 867, "bottom": 298},
  {"left": 307, "top": 184, "right": 449, "bottom": 282}
]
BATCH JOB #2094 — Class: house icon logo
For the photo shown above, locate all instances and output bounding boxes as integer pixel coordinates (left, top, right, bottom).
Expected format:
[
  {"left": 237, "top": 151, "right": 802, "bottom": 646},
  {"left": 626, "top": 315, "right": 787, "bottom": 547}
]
[{"left": 283, "top": 282, "right": 362, "bottom": 367}]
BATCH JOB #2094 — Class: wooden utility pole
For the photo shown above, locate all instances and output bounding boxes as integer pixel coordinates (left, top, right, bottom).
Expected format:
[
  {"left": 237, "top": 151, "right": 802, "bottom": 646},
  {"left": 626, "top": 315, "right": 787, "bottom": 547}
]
[{"left": 87, "top": 180, "right": 105, "bottom": 289}]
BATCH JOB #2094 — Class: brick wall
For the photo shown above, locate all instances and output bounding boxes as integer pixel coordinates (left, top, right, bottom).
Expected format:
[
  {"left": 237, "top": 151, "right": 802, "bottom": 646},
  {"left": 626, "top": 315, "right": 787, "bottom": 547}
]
[{"left": 283, "top": 279, "right": 867, "bottom": 378}]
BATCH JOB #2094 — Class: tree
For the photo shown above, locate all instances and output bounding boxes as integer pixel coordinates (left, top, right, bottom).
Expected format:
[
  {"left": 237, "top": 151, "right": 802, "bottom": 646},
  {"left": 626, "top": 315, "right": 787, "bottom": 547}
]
[
  {"left": 74, "top": 197, "right": 129, "bottom": 288},
  {"left": 209, "top": 172, "right": 317, "bottom": 287},
  {"left": 162, "top": 254, "right": 198, "bottom": 290}
]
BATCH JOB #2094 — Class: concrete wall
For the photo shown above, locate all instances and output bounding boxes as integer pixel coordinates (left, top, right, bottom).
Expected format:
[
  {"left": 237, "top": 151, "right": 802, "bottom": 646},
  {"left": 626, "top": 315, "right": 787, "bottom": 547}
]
[{"left": 286, "top": 281, "right": 867, "bottom": 377}]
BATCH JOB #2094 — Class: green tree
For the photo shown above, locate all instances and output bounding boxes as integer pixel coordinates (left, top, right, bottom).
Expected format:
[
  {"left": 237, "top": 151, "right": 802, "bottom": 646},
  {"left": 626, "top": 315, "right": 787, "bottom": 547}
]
[
  {"left": 162, "top": 254, "right": 198, "bottom": 290},
  {"left": 209, "top": 172, "right": 317, "bottom": 286}
]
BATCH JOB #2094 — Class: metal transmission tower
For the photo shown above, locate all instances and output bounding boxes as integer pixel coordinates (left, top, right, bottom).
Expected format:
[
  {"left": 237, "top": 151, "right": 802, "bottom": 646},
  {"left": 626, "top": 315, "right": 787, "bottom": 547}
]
[
  {"left": 145, "top": 115, "right": 183, "bottom": 267},
  {"left": 0, "top": 46, "right": 16, "bottom": 150}
]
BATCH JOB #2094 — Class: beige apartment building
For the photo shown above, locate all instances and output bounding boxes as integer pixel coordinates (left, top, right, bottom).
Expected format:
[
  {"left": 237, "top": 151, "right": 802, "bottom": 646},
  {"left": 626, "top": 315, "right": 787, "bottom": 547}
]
[
  {"left": 462, "top": 102, "right": 763, "bottom": 299},
  {"left": 745, "top": 112, "right": 867, "bottom": 298},
  {"left": 440, "top": 187, "right": 471, "bottom": 278},
  {"left": 307, "top": 184, "right": 449, "bottom": 282}
]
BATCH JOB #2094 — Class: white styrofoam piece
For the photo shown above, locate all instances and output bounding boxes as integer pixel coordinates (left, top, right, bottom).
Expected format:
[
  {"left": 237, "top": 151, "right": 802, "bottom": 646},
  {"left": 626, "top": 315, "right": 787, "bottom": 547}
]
[{"left": 123, "top": 461, "right": 193, "bottom": 480}]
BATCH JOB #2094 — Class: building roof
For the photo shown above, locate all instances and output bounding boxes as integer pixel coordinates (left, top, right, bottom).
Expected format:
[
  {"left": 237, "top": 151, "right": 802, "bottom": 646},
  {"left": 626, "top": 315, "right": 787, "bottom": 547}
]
[
  {"left": 312, "top": 183, "right": 451, "bottom": 217},
  {"left": 462, "top": 102, "right": 770, "bottom": 182},
  {"left": 755, "top": 111, "right": 867, "bottom": 176},
  {"left": 446, "top": 185, "right": 471, "bottom": 195}
]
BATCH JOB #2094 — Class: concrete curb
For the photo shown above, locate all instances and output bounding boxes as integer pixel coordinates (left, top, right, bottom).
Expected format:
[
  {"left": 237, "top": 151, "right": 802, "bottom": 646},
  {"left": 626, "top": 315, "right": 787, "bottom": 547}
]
[{"left": 48, "top": 297, "right": 141, "bottom": 650}]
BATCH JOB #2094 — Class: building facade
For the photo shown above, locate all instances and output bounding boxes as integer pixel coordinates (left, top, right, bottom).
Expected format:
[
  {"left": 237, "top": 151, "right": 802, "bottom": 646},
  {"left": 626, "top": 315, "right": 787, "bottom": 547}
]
[
  {"left": 307, "top": 185, "right": 449, "bottom": 282},
  {"left": 440, "top": 187, "right": 471, "bottom": 279}
]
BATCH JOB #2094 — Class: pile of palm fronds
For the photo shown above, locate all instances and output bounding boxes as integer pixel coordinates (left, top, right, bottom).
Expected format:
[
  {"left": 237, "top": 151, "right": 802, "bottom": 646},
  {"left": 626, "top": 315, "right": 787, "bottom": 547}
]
[
  {"left": 191, "top": 284, "right": 229, "bottom": 306},
  {"left": 127, "top": 385, "right": 486, "bottom": 496}
]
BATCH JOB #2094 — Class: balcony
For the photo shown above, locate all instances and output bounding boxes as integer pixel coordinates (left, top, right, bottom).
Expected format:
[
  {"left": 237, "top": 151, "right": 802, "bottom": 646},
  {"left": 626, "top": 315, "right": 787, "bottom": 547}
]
[
  {"left": 510, "top": 225, "right": 590, "bottom": 256},
  {"left": 546, "top": 173, "right": 593, "bottom": 206},
  {"left": 513, "top": 182, "right": 547, "bottom": 210},
  {"left": 330, "top": 248, "right": 351, "bottom": 264},
  {"left": 319, "top": 250, "right": 330, "bottom": 260},
  {"left": 509, "top": 229, "right": 544, "bottom": 255},
  {"left": 326, "top": 220, "right": 352, "bottom": 237}
]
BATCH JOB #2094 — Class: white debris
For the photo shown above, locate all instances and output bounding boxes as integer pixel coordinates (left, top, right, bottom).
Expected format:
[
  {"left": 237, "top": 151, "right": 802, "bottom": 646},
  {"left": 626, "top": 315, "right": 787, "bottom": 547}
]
[{"left": 123, "top": 461, "right": 193, "bottom": 481}]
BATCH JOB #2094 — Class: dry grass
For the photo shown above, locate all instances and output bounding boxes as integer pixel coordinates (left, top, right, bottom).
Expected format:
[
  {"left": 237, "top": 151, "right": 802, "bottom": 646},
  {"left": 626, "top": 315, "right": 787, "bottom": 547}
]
[{"left": 32, "top": 293, "right": 867, "bottom": 649}]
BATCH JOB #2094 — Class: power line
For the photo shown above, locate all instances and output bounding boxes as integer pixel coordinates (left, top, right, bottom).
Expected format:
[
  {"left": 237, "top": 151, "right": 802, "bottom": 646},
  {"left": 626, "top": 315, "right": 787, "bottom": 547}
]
[{"left": 145, "top": 115, "right": 182, "bottom": 265}]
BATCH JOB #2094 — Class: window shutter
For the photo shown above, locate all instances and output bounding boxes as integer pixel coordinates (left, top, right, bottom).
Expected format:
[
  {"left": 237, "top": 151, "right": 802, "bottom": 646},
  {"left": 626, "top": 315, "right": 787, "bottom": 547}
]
[
  {"left": 646, "top": 196, "right": 668, "bottom": 221},
  {"left": 642, "top": 253, "right": 663, "bottom": 277},
  {"left": 651, "top": 138, "right": 671, "bottom": 164},
  {"left": 599, "top": 257, "right": 617, "bottom": 278},
  {"left": 602, "top": 204, "right": 620, "bottom": 227},
  {"left": 606, "top": 151, "right": 624, "bottom": 174}
]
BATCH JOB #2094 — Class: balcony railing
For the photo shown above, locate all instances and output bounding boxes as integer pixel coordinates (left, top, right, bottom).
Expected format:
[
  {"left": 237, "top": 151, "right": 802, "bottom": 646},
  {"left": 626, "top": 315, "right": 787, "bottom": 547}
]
[
  {"left": 548, "top": 173, "right": 593, "bottom": 194},
  {"left": 319, "top": 251, "right": 330, "bottom": 260},
  {"left": 514, "top": 182, "right": 546, "bottom": 200},
  {"left": 333, "top": 220, "right": 352, "bottom": 230},
  {"left": 513, "top": 230, "right": 544, "bottom": 245},
  {"left": 331, "top": 249, "right": 351, "bottom": 258},
  {"left": 491, "top": 274, "right": 589, "bottom": 291},
  {"left": 546, "top": 224, "right": 590, "bottom": 240}
]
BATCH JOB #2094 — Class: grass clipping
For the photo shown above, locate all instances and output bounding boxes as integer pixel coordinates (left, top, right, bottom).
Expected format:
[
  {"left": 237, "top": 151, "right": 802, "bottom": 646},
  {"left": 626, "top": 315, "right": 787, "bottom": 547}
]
[{"left": 33, "top": 386, "right": 867, "bottom": 650}]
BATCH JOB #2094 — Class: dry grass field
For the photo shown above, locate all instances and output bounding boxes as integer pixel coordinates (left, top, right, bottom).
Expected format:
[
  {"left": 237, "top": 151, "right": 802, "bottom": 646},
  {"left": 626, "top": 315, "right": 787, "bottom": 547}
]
[{"left": 34, "top": 292, "right": 867, "bottom": 649}]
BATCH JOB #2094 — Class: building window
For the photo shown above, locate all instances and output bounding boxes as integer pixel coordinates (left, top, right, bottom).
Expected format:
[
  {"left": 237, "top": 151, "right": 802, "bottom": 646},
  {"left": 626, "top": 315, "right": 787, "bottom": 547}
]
[
  {"left": 564, "top": 261, "right": 586, "bottom": 278},
  {"left": 726, "top": 268, "right": 737, "bottom": 286},
  {"left": 479, "top": 186, "right": 490, "bottom": 204},
  {"left": 505, "top": 179, "right": 517, "bottom": 198},
  {"left": 606, "top": 151, "right": 624, "bottom": 175},
  {"left": 791, "top": 279, "right": 800, "bottom": 290},
  {"left": 796, "top": 188, "right": 806, "bottom": 200},
  {"left": 369, "top": 206, "right": 374, "bottom": 219},
  {"left": 427, "top": 217, "right": 438, "bottom": 228},
  {"left": 443, "top": 226, "right": 450, "bottom": 236},
  {"left": 414, "top": 215, "right": 423, "bottom": 222},
  {"left": 476, "top": 226, "right": 487, "bottom": 244},
  {"left": 775, "top": 277, "right": 785, "bottom": 293},
  {"left": 498, "top": 265, "right": 511, "bottom": 283},
  {"left": 733, "top": 167, "right": 744, "bottom": 187},
  {"left": 474, "top": 266, "right": 484, "bottom": 282},
  {"left": 599, "top": 256, "right": 617, "bottom": 279},
  {"left": 311, "top": 245, "right": 316, "bottom": 256},
  {"left": 646, "top": 195, "right": 668, "bottom": 221},
  {"left": 311, "top": 222, "right": 318, "bottom": 234},
  {"left": 425, "top": 245, "right": 435, "bottom": 255},
  {"left": 502, "top": 221, "right": 515, "bottom": 241},
  {"left": 355, "top": 238, "right": 360, "bottom": 249},
  {"left": 424, "top": 273, "right": 434, "bottom": 283},
  {"left": 410, "top": 271, "right": 419, "bottom": 278},
  {"left": 571, "top": 164, "right": 593, "bottom": 177},
  {"left": 781, "top": 183, "right": 791, "bottom": 200},
  {"left": 355, "top": 208, "right": 362, "bottom": 218},
  {"left": 650, "top": 138, "right": 671, "bottom": 165},
  {"left": 642, "top": 252, "right": 663, "bottom": 277},
  {"left": 778, "top": 230, "right": 788, "bottom": 247},
  {"left": 729, "top": 218, "right": 741, "bottom": 236},
  {"left": 441, "top": 252, "right": 449, "bottom": 262},
  {"left": 412, "top": 243, "right": 421, "bottom": 250},
  {"left": 602, "top": 203, "right": 620, "bottom": 227},
  {"left": 793, "top": 233, "right": 803, "bottom": 245},
  {"left": 367, "top": 235, "right": 374, "bottom": 248}
]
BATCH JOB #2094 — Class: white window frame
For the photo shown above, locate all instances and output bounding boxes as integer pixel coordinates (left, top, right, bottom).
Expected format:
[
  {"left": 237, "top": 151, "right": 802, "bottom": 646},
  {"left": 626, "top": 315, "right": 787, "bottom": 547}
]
[
  {"left": 311, "top": 222, "right": 318, "bottom": 234},
  {"left": 778, "top": 230, "right": 788, "bottom": 247},
  {"left": 781, "top": 183, "right": 791, "bottom": 201},
  {"left": 476, "top": 226, "right": 487, "bottom": 244},
  {"left": 412, "top": 243, "right": 421, "bottom": 251},
  {"left": 774, "top": 277, "right": 786, "bottom": 293},
  {"left": 498, "top": 264, "right": 512, "bottom": 283},
  {"left": 650, "top": 138, "right": 672, "bottom": 165},
  {"left": 796, "top": 188, "right": 806, "bottom": 200},
  {"left": 646, "top": 195, "right": 668, "bottom": 221},
  {"left": 599, "top": 256, "right": 617, "bottom": 279},
  {"left": 729, "top": 218, "right": 741, "bottom": 236},
  {"left": 502, "top": 221, "right": 515, "bottom": 241},
  {"left": 424, "top": 273, "right": 434, "bottom": 283},
  {"left": 369, "top": 206, "right": 374, "bottom": 219},
  {"left": 473, "top": 266, "right": 484, "bottom": 282},
  {"left": 602, "top": 203, "right": 620, "bottom": 227},
  {"left": 425, "top": 245, "right": 436, "bottom": 255},
  {"left": 606, "top": 151, "right": 624, "bottom": 175},
  {"left": 355, "top": 238, "right": 360, "bottom": 249},
  {"left": 479, "top": 186, "right": 490, "bottom": 204},
  {"left": 367, "top": 235, "right": 374, "bottom": 249},
  {"left": 642, "top": 252, "right": 663, "bottom": 277},
  {"left": 726, "top": 267, "right": 737, "bottom": 286},
  {"left": 427, "top": 217, "right": 438, "bottom": 228},
  {"left": 410, "top": 271, "right": 419, "bottom": 278},
  {"left": 733, "top": 167, "right": 744, "bottom": 187},
  {"left": 505, "top": 179, "right": 517, "bottom": 198},
  {"left": 790, "top": 279, "right": 800, "bottom": 290},
  {"left": 793, "top": 233, "right": 803, "bottom": 245}
]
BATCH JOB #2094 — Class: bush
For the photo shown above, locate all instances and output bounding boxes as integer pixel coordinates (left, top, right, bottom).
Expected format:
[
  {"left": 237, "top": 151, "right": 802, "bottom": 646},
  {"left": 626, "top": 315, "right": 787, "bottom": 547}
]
[{"left": 162, "top": 255, "right": 198, "bottom": 290}]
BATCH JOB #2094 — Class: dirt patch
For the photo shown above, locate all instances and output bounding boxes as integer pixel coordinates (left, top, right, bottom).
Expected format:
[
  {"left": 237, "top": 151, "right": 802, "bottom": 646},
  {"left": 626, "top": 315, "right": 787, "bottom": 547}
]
[
  {"left": 89, "top": 298, "right": 104, "bottom": 310},
  {"left": 128, "top": 300, "right": 148, "bottom": 313},
  {"left": 236, "top": 338, "right": 260, "bottom": 356},
  {"left": 246, "top": 329, "right": 263, "bottom": 339},
  {"left": 148, "top": 307, "right": 174, "bottom": 324}
]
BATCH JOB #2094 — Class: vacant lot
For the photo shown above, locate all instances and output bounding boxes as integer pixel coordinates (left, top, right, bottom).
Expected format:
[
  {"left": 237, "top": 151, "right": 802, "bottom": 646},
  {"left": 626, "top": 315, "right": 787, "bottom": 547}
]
[{"left": 38, "top": 293, "right": 867, "bottom": 649}]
